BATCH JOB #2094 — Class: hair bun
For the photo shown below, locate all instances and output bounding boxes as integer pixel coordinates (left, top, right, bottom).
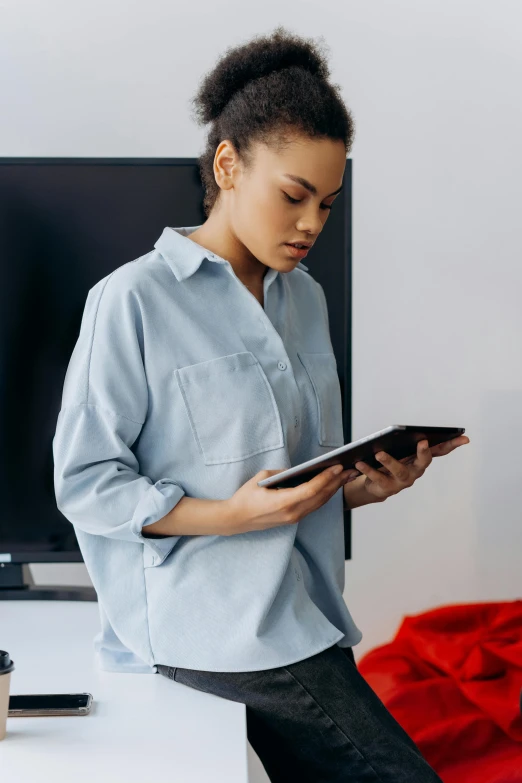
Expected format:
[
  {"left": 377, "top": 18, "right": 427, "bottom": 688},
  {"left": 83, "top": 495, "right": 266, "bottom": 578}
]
[{"left": 192, "top": 26, "right": 331, "bottom": 124}]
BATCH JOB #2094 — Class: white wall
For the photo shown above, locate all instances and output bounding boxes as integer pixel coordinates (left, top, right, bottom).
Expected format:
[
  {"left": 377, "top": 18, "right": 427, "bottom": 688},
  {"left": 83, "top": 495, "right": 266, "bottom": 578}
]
[{"left": 2, "top": 1, "right": 521, "bottom": 661}]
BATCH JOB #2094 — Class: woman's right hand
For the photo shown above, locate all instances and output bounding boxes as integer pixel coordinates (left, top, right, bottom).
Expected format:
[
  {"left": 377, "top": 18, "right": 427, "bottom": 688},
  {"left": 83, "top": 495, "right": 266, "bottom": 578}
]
[{"left": 224, "top": 464, "right": 361, "bottom": 535}]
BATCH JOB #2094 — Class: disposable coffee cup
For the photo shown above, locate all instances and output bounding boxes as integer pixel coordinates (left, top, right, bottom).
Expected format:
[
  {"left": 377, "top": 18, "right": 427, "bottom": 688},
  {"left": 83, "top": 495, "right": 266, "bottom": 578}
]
[{"left": 0, "top": 650, "right": 15, "bottom": 741}]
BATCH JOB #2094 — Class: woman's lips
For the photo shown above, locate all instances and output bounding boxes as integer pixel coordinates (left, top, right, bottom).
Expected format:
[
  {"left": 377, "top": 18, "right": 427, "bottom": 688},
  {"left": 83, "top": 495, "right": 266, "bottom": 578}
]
[{"left": 284, "top": 244, "right": 309, "bottom": 259}]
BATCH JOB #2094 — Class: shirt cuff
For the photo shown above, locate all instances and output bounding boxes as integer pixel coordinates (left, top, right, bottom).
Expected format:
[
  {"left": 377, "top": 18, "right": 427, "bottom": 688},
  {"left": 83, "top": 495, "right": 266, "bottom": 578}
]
[{"left": 130, "top": 478, "right": 185, "bottom": 565}]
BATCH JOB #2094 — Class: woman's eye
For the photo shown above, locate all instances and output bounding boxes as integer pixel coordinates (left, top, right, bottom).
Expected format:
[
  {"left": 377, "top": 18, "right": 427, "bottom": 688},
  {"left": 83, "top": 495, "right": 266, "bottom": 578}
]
[{"left": 283, "top": 192, "right": 333, "bottom": 211}]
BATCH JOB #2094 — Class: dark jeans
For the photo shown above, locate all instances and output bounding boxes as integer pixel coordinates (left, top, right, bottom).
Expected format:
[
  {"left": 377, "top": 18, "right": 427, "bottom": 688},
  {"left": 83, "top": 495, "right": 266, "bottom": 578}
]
[{"left": 157, "top": 643, "right": 442, "bottom": 783}]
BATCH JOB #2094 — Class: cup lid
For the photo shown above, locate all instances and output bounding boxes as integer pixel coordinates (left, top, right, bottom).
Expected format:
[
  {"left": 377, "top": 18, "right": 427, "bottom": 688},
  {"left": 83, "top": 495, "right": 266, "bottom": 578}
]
[{"left": 0, "top": 650, "right": 15, "bottom": 674}]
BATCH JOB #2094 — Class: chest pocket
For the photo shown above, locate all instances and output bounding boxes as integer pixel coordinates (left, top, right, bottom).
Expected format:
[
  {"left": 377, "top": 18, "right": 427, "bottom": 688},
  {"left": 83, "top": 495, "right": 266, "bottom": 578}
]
[
  {"left": 175, "top": 351, "right": 284, "bottom": 465},
  {"left": 297, "top": 351, "right": 345, "bottom": 448}
]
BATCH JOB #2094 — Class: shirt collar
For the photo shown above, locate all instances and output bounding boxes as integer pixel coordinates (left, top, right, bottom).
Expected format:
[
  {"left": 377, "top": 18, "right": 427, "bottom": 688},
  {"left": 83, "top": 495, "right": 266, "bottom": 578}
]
[{"left": 154, "top": 226, "right": 309, "bottom": 281}]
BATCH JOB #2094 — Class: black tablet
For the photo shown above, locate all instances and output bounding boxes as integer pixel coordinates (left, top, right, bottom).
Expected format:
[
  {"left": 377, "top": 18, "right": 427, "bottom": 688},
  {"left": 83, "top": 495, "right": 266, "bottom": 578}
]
[{"left": 257, "top": 425, "right": 466, "bottom": 489}]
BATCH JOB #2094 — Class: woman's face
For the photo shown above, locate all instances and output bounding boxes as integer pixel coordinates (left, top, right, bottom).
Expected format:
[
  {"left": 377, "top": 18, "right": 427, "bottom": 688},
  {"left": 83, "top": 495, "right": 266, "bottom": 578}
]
[{"left": 214, "top": 131, "right": 347, "bottom": 273}]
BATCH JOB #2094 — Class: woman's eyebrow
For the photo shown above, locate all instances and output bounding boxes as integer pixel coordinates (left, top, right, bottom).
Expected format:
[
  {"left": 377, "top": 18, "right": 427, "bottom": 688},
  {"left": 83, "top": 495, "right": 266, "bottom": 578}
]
[{"left": 283, "top": 174, "right": 344, "bottom": 197}]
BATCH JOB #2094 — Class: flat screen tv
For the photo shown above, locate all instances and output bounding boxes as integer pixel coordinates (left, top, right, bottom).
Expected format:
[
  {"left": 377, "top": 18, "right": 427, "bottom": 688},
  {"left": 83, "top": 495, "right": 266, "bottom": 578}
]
[{"left": 0, "top": 157, "right": 353, "bottom": 599}]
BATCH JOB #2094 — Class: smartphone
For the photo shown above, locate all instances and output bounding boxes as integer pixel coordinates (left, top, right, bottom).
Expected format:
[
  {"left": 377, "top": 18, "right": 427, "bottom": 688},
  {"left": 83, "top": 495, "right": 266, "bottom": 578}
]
[
  {"left": 8, "top": 693, "right": 93, "bottom": 717},
  {"left": 257, "top": 424, "right": 466, "bottom": 489}
]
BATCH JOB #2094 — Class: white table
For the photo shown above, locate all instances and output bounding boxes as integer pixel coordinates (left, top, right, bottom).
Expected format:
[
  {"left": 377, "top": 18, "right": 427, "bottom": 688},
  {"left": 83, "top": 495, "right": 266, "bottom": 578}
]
[{"left": 0, "top": 601, "right": 248, "bottom": 783}]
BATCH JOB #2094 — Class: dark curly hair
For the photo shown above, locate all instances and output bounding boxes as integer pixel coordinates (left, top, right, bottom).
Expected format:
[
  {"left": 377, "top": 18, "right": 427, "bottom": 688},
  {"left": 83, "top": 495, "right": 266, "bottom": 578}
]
[{"left": 190, "top": 26, "right": 356, "bottom": 218}]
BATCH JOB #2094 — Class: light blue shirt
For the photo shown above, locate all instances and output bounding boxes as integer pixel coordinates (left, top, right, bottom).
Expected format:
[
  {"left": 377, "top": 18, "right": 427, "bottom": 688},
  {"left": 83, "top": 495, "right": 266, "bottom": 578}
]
[{"left": 52, "top": 225, "right": 362, "bottom": 674}]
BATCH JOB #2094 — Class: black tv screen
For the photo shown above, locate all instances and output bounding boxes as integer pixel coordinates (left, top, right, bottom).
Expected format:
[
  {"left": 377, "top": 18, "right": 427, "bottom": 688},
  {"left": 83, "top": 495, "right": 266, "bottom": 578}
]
[{"left": 0, "top": 158, "right": 352, "bottom": 563}]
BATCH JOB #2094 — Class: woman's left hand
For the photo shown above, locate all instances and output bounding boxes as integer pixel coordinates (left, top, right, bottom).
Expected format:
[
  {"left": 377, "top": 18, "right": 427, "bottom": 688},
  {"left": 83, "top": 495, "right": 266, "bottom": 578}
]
[{"left": 344, "top": 435, "right": 470, "bottom": 506}]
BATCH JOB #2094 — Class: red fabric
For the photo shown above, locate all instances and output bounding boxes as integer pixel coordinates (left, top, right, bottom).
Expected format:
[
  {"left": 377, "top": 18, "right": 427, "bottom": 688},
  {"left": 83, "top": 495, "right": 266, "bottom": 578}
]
[{"left": 357, "top": 601, "right": 522, "bottom": 781}]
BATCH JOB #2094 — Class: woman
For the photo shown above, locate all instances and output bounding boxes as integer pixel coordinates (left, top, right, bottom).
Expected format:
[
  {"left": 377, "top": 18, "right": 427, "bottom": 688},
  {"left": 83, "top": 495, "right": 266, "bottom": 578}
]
[{"left": 53, "top": 26, "right": 469, "bottom": 782}]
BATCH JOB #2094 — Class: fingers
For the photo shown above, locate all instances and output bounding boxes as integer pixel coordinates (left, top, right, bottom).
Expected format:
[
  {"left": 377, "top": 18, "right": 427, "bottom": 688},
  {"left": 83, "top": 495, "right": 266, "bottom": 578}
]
[
  {"left": 291, "top": 464, "right": 347, "bottom": 496},
  {"left": 281, "top": 465, "right": 353, "bottom": 515},
  {"left": 355, "top": 460, "right": 394, "bottom": 489},
  {"left": 413, "top": 439, "right": 433, "bottom": 470},
  {"left": 260, "top": 464, "right": 361, "bottom": 527},
  {"left": 373, "top": 451, "right": 415, "bottom": 483},
  {"left": 324, "top": 465, "right": 360, "bottom": 483},
  {"left": 352, "top": 435, "right": 467, "bottom": 498},
  {"left": 342, "top": 468, "right": 362, "bottom": 483},
  {"left": 431, "top": 435, "right": 470, "bottom": 458},
  {"left": 357, "top": 441, "right": 429, "bottom": 488},
  {"left": 380, "top": 440, "right": 432, "bottom": 475}
]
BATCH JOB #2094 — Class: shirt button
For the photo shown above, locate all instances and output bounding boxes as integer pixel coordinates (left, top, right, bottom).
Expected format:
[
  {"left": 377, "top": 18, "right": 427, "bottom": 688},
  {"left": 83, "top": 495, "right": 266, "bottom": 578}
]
[
  {"left": 294, "top": 416, "right": 299, "bottom": 428},
  {"left": 278, "top": 361, "right": 287, "bottom": 371}
]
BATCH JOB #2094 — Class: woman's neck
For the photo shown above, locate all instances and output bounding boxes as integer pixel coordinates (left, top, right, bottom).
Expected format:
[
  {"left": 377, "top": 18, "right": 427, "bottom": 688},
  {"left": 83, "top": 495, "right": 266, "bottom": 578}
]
[{"left": 186, "top": 220, "right": 267, "bottom": 289}]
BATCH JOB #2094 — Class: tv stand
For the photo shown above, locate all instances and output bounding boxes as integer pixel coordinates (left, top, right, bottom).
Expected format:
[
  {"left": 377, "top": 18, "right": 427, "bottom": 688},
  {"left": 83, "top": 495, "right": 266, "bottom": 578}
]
[{"left": 0, "top": 563, "right": 97, "bottom": 601}]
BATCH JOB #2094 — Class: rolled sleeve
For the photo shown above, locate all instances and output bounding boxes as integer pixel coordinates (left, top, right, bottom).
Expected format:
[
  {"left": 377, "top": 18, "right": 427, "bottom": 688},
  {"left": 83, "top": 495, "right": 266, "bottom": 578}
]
[
  {"left": 52, "top": 271, "right": 185, "bottom": 563},
  {"left": 131, "top": 478, "right": 185, "bottom": 564},
  {"left": 53, "top": 403, "right": 185, "bottom": 562}
]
